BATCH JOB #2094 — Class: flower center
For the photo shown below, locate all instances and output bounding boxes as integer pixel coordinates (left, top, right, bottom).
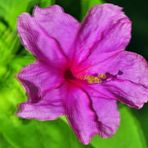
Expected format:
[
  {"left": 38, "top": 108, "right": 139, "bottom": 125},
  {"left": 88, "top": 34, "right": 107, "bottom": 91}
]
[{"left": 64, "top": 69, "right": 75, "bottom": 80}]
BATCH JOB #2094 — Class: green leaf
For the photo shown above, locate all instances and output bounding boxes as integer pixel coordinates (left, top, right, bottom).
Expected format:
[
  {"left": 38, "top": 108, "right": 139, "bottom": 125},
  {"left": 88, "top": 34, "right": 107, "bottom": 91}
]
[
  {"left": 132, "top": 104, "right": 148, "bottom": 146},
  {"left": 0, "top": 116, "right": 87, "bottom": 148},
  {"left": 0, "top": 0, "right": 53, "bottom": 28},
  {"left": 81, "top": 0, "right": 103, "bottom": 19},
  {"left": 91, "top": 106, "right": 147, "bottom": 148},
  {"left": 0, "top": 0, "right": 53, "bottom": 79}
]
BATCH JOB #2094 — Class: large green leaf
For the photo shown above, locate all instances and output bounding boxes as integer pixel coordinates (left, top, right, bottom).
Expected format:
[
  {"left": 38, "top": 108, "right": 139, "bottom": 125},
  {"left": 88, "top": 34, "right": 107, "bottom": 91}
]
[
  {"left": 0, "top": 0, "right": 54, "bottom": 28},
  {"left": 0, "top": 0, "right": 53, "bottom": 79},
  {"left": 132, "top": 104, "right": 148, "bottom": 146},
  {"left": 0, "top": 116, "right": 85, "bottom": 148}
]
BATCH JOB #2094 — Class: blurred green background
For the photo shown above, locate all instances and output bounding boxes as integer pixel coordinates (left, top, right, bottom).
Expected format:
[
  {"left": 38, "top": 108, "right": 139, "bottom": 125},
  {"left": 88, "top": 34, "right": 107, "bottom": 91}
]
[{"left": 0, "top": 0, "right": 148, "bottom": 147}]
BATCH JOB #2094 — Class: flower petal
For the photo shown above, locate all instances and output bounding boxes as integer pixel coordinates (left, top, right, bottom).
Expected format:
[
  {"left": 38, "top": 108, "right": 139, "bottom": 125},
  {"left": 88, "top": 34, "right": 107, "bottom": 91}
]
[
  {"left": 104, "top": 79, "right": 148, "bottom": 109},
  {"left": 84, "top": 51, "right": 148, "bottom": 87},
  {"left": 77, "top": 50, "right": 148, "bottom": 109},
  {"left": 108, "top": 51, "right": 148, "bottom": 87},
  {"left": 33, "top": 5, "right": 80, "bottom": 57},
  {"left": 65, "top": 87, "right": 120, "bottom": 144},
  {"left": 18, "top": 61, "right": 63, "bottom": 103},
  {"left": 18, "top": 13, "right": 70, "bottom": 66},
  {"left": 91, "top": 97, "right": 120, "bottom": 138},
  {"left": 17, "top": 85, "right": 65, "bottom": 120},
  {"left": 74, "top": 4, "right": 131, "bottom": 63}
]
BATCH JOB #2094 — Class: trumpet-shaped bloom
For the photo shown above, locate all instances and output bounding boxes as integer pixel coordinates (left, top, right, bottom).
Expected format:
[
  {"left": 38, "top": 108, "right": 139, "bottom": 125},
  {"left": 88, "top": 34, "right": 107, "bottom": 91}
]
[{"left": 17, "top": 4, "right": 148, "bottom": 144}]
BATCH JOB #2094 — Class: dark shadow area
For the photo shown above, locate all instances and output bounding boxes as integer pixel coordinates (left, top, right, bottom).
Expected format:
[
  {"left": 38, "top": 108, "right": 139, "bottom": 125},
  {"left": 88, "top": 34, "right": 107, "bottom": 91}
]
[
  {"left": 55, "top": 0, "right": 81, "bottom": 20},
  {"left": 106, "top": 0, "right": 148, "bottom": 60}
]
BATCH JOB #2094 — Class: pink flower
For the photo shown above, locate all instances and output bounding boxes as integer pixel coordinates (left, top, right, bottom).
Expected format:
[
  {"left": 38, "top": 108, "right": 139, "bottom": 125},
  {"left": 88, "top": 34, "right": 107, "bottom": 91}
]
[{"left": 17, "top": 4, "right": 148, "bottom": 144}]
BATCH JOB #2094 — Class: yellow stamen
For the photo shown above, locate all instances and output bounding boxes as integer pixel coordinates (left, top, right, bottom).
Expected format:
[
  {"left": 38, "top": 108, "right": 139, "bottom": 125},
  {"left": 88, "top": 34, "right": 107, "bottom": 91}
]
[
  {"left": 94, "top": 77, "right": 102, "bottom": 83},
  {"left": 78, "top": 73, "right": 107, "bottom": 84},
  {"left": 98, "top": 74, "right": 107, "bottom": 79},
  {"left": 87, "top": 76, "right": 95, "bottom": 84}
]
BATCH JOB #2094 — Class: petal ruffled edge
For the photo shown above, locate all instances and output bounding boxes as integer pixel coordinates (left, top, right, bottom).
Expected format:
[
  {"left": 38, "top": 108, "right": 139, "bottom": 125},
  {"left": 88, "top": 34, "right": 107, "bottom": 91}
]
[
  {"left": 104, "top": 79, "right": 148, "bottom": 109},
  {"left": 65, "top": 87, "right": 120, "bottom": 144},
  {"left": 74, "top": 3, "right": 131, "bottom": 64},
  {"left": 17, "top": 84, "right": 65, "bottom": 121}
]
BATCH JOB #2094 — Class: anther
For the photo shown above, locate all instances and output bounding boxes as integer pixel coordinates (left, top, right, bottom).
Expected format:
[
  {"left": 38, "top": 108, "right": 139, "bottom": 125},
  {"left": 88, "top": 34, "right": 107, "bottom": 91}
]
[
  {"left": 79, "top": 73, "right": 107, "bottom": 84},
  {"left": 98, "top": 74, "right": 107, "bottom": 79}
]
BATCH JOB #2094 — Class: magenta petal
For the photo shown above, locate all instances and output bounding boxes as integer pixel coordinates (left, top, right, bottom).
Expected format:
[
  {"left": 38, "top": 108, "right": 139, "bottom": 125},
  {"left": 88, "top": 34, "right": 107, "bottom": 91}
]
[
  {"left": 33, "top": 5, "right": 80, "bottom": 57},
  {"left": 17, "top": 13, "right": 69, "bottom": 66},
  {"left": 17, "top": 86, "right": 65, "bottom": 120},
  {"left": 74, "top": 4, "right": 131, "bottom": 63},
  {"left": 18, "top": 61, "right": 62, "bottom": 103},
  {"left": 104, "top": 79, "right": 148, "bottom": 109},
  {"left": 91, "top": 97, "right": 120, "bottom": 138},
  {"left": 16, "top": 3, "right": 148, "bottom": 144},
  {"left": 86, "top": 51, "right": 148, "bottom": 86},
  {"left": 66, "top": 87, "right": 120, "bottom": 144},
  {"left": 108, "top": 51, "right": 148, "bottom": 87}
]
